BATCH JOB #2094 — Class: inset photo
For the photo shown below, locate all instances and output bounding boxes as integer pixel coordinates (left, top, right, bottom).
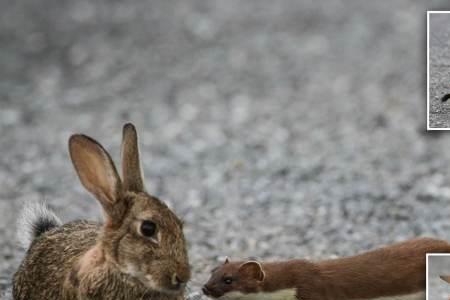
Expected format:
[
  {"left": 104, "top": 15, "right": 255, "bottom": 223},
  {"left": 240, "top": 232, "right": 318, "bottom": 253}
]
[
  {"left": 428, "top": 11, "right": 450, "bottom": 129},
  {"left": 427, "top": 254, "right": 450, "bottom": 299}
]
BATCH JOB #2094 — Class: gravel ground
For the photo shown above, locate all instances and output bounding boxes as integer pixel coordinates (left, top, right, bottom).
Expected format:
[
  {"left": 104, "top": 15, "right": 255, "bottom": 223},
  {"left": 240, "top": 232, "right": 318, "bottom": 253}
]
[
  {"left": 429, "top": 13, "right": 450, "bottom": 129},
  {"left": 1, "top": 1, "right": 450, "bottom": 299}
]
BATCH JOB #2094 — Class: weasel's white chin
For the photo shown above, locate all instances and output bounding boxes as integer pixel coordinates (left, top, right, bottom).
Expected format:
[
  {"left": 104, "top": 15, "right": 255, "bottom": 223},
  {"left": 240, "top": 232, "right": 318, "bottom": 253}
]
[
  {"left": 217, "top": 292, "right": 244, "bottom": 300},
  {"left": 217, "top": 289, "right": 297, "bottom": 300}
]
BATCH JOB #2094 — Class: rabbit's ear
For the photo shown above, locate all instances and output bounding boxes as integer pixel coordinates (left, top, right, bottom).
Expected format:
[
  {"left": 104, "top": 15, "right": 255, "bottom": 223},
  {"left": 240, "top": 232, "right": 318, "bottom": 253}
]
[
  {"left": 69, "top": 134, "right": 125, "bottom": 224},
  {"left": 121, "top": 123, "right": 145, "bottom": 193}
]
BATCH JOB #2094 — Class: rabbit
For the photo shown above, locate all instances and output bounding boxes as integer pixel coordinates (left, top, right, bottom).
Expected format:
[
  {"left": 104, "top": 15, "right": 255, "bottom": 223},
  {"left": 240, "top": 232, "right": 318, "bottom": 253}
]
[{"left": 13, "top": 123, "right": 191, "bottom": 300}]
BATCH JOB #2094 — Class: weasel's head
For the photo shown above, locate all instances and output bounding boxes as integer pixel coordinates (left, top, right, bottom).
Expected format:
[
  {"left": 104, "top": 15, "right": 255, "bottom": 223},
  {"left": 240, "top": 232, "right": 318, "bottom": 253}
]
[{"left": 202, "top": 258, "right": 265, "bottom": 299}]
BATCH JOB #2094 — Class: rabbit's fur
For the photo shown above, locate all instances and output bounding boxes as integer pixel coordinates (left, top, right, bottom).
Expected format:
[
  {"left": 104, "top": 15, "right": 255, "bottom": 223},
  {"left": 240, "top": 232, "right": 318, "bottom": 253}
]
[
  {"left": 13, "top": 124, "right": 190, "bottom": 300},
  {"left": 16, "top": 200, "right": 62, "bottom": 249}
]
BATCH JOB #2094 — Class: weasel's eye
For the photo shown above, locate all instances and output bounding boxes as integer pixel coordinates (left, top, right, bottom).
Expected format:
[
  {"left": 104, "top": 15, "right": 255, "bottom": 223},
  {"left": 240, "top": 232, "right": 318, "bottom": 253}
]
[
  {"left": 140, "top": 220, "right": 157, "bottom": 237},
  {"left": 223, "top": 277, "right": 232, "bottom": 284}
]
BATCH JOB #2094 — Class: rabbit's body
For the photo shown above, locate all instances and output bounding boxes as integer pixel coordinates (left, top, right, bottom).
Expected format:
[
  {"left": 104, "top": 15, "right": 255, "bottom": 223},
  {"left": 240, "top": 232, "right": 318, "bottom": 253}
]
[
  {"left": 15, "top": 221, "right": 183, "bottom": 300},
  {"left": 14, "top": 221, "right": 97, "bottom": 299},
  {"left": 13, "top": 124, "right": 190, "bottom": 300}
]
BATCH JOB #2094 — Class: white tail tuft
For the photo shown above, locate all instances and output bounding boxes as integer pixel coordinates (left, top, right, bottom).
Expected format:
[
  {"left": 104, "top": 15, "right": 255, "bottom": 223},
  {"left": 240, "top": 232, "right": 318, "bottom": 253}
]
[{"left": 17, "top": 201, "right": 62, "bottom": 249}]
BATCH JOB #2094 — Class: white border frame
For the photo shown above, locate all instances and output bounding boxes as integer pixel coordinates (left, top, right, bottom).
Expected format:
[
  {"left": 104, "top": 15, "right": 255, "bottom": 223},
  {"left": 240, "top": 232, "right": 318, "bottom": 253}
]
[
  {"left": 426, "top": 253, "right": 450, "bottom": 300},
  {"left": 427, "top": 11, "right": 450, "bottom": 130}
]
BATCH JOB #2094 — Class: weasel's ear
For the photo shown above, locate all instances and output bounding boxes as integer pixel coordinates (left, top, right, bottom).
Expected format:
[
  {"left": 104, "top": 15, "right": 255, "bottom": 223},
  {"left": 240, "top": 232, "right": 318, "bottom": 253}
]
[
  {"left": 238, "top": 261, "right": 265, "bottom": 282},
  {"left": 440, "top": 275, "right": 450, "bottom": 283},
  {"left": 224, "top": 257, "right": 230, "bottom": 264}
]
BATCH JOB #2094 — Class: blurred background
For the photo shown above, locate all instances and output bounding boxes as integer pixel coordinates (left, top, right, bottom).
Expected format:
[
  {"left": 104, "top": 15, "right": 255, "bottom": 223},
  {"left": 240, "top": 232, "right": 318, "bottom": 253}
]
[
  {"left": 428, "top": 255, "right": 450, "bottom": 299},
  {"left": 1, "top": 1, "right": 449, "bottom": 299}
]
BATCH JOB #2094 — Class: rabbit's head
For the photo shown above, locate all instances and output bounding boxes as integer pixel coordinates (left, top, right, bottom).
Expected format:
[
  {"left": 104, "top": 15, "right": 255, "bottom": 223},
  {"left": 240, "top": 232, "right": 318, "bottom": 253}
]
[{"left": 69, "top": 123, "right": 190, "bottom": 295}]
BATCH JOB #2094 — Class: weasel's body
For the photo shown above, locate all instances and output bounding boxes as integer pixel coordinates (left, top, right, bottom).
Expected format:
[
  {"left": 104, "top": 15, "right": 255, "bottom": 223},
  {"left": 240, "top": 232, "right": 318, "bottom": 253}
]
[{"left": 203, "top": 238, "right": 450, "bottom": 300}]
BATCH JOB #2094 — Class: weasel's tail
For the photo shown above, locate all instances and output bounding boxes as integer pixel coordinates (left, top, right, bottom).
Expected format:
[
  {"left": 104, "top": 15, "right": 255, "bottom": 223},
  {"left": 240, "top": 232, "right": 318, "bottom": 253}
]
[
  {"left": 442, "top": 94, "right": 450, "bottom": 102},
  {"left": 17, "top": 202, "right": 62, "bottom": 249}
]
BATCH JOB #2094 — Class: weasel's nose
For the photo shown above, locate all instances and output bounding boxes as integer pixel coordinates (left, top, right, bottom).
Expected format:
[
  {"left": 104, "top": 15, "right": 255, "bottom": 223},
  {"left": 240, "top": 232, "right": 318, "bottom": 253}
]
[{"left": 202, "top": 285, "right": 211, "bottom": 295}]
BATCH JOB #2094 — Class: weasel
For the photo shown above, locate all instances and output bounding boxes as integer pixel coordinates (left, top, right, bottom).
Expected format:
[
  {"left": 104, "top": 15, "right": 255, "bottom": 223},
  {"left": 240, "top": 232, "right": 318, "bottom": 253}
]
[{"left": 202, "top": 238, "right": 450, "bottom": 300}]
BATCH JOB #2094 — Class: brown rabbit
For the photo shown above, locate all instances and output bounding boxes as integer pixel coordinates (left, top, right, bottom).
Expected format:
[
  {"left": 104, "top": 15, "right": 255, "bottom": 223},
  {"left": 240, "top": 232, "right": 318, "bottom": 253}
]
[{"left": 13, "top": 123, "right": 190, "bottom": 300}]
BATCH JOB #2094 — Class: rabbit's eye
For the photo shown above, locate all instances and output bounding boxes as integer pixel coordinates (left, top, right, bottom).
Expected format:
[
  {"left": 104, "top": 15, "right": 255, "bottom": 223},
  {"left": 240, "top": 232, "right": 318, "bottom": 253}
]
[{"left": 140, "top": 220, "right": 157, "bottom": 237}]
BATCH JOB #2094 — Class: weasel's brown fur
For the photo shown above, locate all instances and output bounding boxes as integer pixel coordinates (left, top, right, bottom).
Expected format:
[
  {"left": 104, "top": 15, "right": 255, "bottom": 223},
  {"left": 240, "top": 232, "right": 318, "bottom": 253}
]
[{"left": 203, "top": 238, "right": 450, "bottom": 300}]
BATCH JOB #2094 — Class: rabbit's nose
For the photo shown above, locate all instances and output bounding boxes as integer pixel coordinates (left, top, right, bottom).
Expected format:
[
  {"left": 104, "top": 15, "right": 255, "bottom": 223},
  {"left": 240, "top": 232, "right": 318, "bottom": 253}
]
[{"left": 171, "top": 273, "right": 187, "bottom": 289}]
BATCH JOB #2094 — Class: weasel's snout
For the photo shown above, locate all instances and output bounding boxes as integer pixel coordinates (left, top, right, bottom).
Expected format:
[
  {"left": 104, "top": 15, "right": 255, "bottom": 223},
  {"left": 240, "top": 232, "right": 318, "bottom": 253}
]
[{"left": 202, "top": 285, "right": 211, "bottom": 296}]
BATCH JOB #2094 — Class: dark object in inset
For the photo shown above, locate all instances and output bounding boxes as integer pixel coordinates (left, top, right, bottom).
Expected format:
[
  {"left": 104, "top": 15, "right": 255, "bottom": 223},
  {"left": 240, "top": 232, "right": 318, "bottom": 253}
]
[{"left": 442, "top": 94, "right": 450, "bottom": 102}]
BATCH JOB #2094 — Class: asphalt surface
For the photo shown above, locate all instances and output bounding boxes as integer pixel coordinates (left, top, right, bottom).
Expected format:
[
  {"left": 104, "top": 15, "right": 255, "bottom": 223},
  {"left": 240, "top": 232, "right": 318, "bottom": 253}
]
[{"left": 1, "top": 1, "right": 450, "bottom": 299}]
